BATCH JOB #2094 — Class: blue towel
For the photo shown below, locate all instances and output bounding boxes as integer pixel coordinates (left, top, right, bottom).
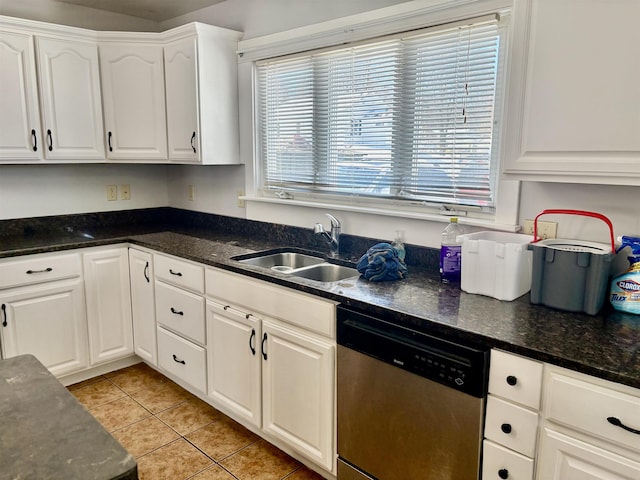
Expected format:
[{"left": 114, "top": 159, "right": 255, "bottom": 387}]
[{"left": 356, "top": 242, "right": 408, "bottom": 282}]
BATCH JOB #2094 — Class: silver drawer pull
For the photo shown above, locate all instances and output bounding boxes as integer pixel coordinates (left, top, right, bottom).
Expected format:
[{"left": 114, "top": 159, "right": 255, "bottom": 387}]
[
  {"left": 172, "top": 354, "right": 186, "bottom": 365},
  {"left": 26, "top": 268, "right": 53, "bottom": 274}
]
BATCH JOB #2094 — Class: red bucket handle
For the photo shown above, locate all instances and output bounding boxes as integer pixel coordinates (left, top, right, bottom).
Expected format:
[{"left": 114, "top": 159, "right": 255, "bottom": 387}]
[{"left": 532, "top": 209, "right": 615, "bottom": 251}]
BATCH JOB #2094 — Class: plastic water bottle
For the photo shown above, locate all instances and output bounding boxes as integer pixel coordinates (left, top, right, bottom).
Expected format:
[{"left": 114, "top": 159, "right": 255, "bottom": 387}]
[
  {"left": 392, "top": 230, "right": 406, "bottom": 262},
  {"left": 440, "top": 217, "right": 464, "bottom": 283}
]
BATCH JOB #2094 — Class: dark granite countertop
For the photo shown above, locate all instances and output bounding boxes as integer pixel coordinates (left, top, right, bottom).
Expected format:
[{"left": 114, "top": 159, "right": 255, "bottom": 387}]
[
  {"left": 0, "top": 354, "right": 137, "bottom": 480},
  {"left": 1, "top": 215, "right": 639, "bottom": 391}
]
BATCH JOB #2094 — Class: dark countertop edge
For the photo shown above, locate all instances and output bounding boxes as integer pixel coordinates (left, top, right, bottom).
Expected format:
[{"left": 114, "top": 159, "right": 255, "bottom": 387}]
[{"left": 1, "top": 232, "right": 639, "bottom": 391}]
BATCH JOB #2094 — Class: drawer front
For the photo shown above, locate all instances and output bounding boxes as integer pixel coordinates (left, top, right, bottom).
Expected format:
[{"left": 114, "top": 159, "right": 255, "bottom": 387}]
[
  {"left": 155, "top": 281, "right": 205, "bottom": 345},
  {"left": 0, "top": 253, "right": 82, "bottom": 289},
  {"left": 485, "top": 395, "right": 539, "bottom": 457},
  {"left": 154, "top": 254, "right": 204, "bottom": 293},
  {"left": 206, "top": 267, "right": 336, "bottom": 338},
  {"left": 482, "top": 440, "right": 534, "bottom": 480},
  {"left": 489, "top": 349, "right": 543, "bottom": 409},
  {"left": 544, "top": 370, "right": 640, "bottom": 453},
  {"left": 157, "top": 326, "right": 206, "bottom": 392}
]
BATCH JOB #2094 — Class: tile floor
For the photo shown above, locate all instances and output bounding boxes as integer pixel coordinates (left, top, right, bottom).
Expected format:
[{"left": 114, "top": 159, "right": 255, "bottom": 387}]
[{"left": 68, "top": 362, "right": 327, "bottom": 480}]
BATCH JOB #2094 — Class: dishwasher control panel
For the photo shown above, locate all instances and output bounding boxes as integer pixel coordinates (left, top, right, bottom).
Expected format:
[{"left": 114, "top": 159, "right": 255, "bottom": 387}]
[{"left": 337, "top": 305, "right": 489, "bottom": 398}]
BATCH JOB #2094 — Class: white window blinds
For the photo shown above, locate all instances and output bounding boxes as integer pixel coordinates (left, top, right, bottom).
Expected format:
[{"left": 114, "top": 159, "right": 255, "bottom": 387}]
[{"left": 257, "top": 16, "right": 505, "bottom": 209}]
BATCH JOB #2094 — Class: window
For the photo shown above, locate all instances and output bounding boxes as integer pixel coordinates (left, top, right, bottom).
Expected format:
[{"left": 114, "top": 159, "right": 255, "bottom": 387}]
[{"left": 256, "top": 15, "right": 508, "bottom": 212}]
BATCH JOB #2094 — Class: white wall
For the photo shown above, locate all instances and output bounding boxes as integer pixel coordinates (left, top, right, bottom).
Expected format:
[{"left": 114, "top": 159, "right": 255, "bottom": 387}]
[
  {"left": 0, "top": 0, "right": 160, "bottom": 31},
  {"left": 160, "top": 0, "right": 414, "bottom": 38},
  {"left": 0, "top": 165, "right": 169, "bottom": 219},
  {"left": 166, "top": 164, "right": 246, "bottom": 217}
]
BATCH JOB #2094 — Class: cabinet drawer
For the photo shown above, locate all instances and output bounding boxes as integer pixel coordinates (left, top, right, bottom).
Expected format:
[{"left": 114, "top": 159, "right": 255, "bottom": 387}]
[
  {"left": 154, "top": 254, "right": 204, "bottom": 293},
  {"left": 544, "top": 370, "right": 640, "bottom": 453},
  {"left": 482, "top": 440, "right": 534, "bottom": 480},
  {"left": 0, "top": 253, "right": 82, "bottom": 289},
  {"left": 206, "top": 267, "right": 336, "bottom": 338},
  {"left": 489, "top": 349, "right": 543, "bottom": 409},
  {"left": 485, "top": 395, "right": 539, "bottom": 457},
  {"left": 157, "top": 326, "right": 206, "bottom": 392},
  {"left": 155, "top": 281, "right": 205, "bottom": 345}
]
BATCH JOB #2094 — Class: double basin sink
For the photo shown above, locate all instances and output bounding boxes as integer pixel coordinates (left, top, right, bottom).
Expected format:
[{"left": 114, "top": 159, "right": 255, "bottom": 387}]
[{"left": 232, "top": 249, "right": 360, "bottom": 283}]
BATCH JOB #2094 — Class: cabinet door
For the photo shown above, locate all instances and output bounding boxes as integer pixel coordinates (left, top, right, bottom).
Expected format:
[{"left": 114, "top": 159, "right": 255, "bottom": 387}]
[
  {"left": 35, "top": 36, "right": 104, "bottom": 160},
  {"left": 262, "top": 318, "right": 335, "bottom": 471},
  {"left": 206, "top": 300, "right": 261, "bottom": 427},
  {"left": 83, "top": 248, "right": 133, "bottom": 365},
  {"left": 537, "top": 428, "right": 640, "bottom": 480},
  {"left": 503, "top": 0, "right": 640, "bottom": 184},
  {"left": 164, "top": 37, "right": 200, "bottom": 162},
  {"left": 0, "top": 31, "right": 41, "bottom": 160},
  {"left": 0, "top": 279, "right": 88, "bottom": 377},
  {"left": 129, "top": 248, "right": 156, "bottom": 365},
  {"left": 99, "top": 44, "right": 167, "bottom": 160}
]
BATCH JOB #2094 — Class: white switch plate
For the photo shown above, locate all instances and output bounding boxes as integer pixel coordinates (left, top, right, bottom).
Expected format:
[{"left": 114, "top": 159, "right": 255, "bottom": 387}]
[
  {"left": 188, "top": 185, "right": 195, "bottom": 202},
  {"left": 120, "top": 184, "right": 130, "bottom": 200},
  {"left": 106, "top": 185, "right": 117, "bottom": 201},
  {"left": 237, "top": 190, "right": 245, "bottom": 208},
  {"left": 523, "top": 219, "right": 557, "bottom": 239}
]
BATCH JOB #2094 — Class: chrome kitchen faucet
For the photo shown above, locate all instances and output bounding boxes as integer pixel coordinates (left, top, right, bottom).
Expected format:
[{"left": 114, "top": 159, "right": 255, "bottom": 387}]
[{"left": 314, "top": 213, "right": 341, "bottom": 256}]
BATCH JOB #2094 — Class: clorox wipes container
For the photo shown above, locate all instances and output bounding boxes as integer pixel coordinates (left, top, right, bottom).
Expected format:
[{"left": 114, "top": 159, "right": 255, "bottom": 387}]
[{"left": 610, "top": 236, "right": 640, "bottom": 315}]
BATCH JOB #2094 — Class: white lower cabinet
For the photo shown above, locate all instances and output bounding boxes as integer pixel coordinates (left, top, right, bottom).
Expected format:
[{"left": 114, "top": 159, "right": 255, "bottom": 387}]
[
  {"left": 129, "top": 248, "right": 157, "bottom": 365},
  {"left": 537, "top": 428, "right": 640, "bottom": 480},
  {"left": 483, "top": 350, "right": 543, "bottom": 480},
  {"left": 153, "top": 253, "right": 206, "bottom": 393},
  {"left": 207, "top": 301, "right": 261, "bottom": 427},
  {"left": 206, "top": 267, "right": 337, "bottom": 474},
  {"left": 0, "top": 279, "right": 88, "bottom": 376},
  {"left": 261, "top": 317, "right": 335, "bottom": 471},
  {"left": 83, "top": 247, "right": 133, "bottom": 365},
  {"left": 157, "top": 325, "right": 206, "bottom": 392},
  {"left": 536, "top": 366, "right": 640, "bottom": 480}
]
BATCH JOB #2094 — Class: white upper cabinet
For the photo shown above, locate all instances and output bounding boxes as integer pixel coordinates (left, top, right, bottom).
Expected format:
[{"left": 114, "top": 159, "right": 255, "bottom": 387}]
[
  {"left": 99, "top": 42, "right": 168, "bottom": 161},
  {"left": 164, "top": 24, "right": 242, "bottom": 164},
  {"left": 502, "top": 0, "right": 640, "bottom": 184},
  {"left": 0, "top": 31, "right": 41, "bottom": 160},
  {"left": 35, "top": 36, "right": 105, "bottom": 160}
]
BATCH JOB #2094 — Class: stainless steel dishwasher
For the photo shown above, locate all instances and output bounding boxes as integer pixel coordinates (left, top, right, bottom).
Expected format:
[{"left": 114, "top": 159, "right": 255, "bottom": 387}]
[{"left": 337, "top": 305, "right": 489, "bottom": 480}]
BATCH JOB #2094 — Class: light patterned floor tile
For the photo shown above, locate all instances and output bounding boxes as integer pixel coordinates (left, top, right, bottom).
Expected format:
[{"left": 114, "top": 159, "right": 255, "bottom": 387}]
[
  {"left": 186, "top": 416, "right": 259, "bottom": 461},
  {"left": 88, "top": 395, "right": 151, "bottom": 431},
  {"left": 130, "top": 379, "right": 192, "bottom": 413},
  {"left": 108, "top": 363, "right": 168, "bottom": 394},
  {"left": 220, "top": 439, "right": 301, "bottom": 480},
  {"left": 188, "top": 464, "right": 237, "bottom": 480},
  {"left": 157, "top": 397, "right": 224, "bottom": 435},
  {"left": 284, "top": 466, "right": 328, "bottom": 480},
  {"left": 112, "top": 416, "right": 180, "bottom": 458},
  {"left": 71, "top": 379, "right": 126, "bottom": 409},
  {"left": 137, "top": 438, "right": 213, "bottom": 480}
]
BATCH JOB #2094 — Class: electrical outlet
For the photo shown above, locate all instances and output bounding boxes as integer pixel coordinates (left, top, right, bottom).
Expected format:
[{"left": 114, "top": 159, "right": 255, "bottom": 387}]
[
  {"left": 523, "top": 219, "right": 558, "bottom": 239},
  {"left": 188, "top": 185, "right": 195, "bottom": 202},
  {"left": 120, "top": 184, "right": 130, "bottom": 200},
  {"left": 237, "top": 190, "right": 245, "bottom": 208},
  {"left": 106, "top": 185, "right": 117, "bottom": 201}
]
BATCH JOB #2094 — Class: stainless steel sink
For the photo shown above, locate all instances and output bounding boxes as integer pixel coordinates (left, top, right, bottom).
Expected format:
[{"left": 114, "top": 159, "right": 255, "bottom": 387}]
[
  {"left": 291, "top": 263, "right": 360, "bottom": 282},
  {"left": 236, "top": 251, "right": 324, "bottom": 271},
  {"left": 232, "top": 249, "right": 359, "bottom": 282}
]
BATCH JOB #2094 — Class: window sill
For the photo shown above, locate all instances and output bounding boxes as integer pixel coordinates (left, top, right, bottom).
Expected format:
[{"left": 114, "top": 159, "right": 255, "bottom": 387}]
[{"left": 241, "top": 195, "right": 520, "bottom": 232}]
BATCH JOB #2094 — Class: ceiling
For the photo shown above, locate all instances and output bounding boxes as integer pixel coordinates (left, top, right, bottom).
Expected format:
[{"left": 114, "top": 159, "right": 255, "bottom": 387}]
[{"left": 54, "top": 0, "right": 228, "bottom": 22}]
